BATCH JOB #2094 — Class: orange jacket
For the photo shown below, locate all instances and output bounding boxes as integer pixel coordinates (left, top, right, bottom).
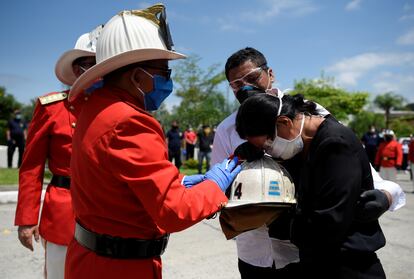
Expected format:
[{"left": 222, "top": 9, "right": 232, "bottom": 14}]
[
  {"left": 375, "top": 140, "right": 403, "bottom": 168},
  {"left": 66, "top": 87, "right": 227, "bottom": 279},
  {"left": 15, "top": 91, "right": 84, "bottom": 245}
]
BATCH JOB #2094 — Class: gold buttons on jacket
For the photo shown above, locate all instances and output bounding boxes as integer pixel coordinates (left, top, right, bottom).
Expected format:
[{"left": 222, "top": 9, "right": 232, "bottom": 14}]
[
  {"left": 69, "top": 105, "right": 75, "bottom": 111},
  {"left": 71, "top": 122, "right": 76, "bottom": 128}
]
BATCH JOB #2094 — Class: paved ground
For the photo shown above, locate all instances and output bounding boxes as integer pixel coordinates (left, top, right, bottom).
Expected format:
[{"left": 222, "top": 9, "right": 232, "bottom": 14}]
[{"left": 0, "top": 173, "right": 413, "bottom": 278}]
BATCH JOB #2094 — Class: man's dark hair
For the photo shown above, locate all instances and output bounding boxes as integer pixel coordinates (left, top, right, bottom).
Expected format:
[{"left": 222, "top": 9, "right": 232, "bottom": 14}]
[{"left": 225, "top": 47, "right": 268, "bottom": 80}]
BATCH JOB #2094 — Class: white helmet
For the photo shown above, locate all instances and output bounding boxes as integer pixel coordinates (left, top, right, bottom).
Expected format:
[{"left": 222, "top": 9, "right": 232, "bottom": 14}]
[
  {"left": 219, "top": 156, "right": 295, "bottom": 239},
  {"left": 55, "top": 24, "right": 103, "bottom": 86},
  {"left": 384, "top": 129, "right": 395, "bottom": 136},
  {"left": 69, "top": 3, "right": 185, "bottom": 101},
  {"left": 226, "top": 155, "right": 296, "bottom": 208}
]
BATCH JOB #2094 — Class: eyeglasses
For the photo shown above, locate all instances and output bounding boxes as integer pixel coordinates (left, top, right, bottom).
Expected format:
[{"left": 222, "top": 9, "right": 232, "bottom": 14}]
[
  {"left": 229, "top": 66, "right": 266, "bottom": 92},
  {"left": 140, "top": 65, "right": 172, "bottom": 80}
]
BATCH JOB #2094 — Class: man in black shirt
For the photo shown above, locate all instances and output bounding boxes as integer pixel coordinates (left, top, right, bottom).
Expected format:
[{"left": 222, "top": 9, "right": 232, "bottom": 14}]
[
  {"left": 197, "top": 125, "right": 214, "bottom": 174},
  {"left": 6, "top": 110, "right": 27, "bottom": 168},
  {"left": 166, "top": 120, "right": 183, "bottom": 169}
]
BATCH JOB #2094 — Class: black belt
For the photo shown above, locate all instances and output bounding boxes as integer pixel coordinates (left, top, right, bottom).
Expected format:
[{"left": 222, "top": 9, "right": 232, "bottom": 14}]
[
  {"left": 50, "top": 175, "right": 71, "bottom": 189},
  {"left": 74, "top": 222, "right": 169, "bottom": 259}
]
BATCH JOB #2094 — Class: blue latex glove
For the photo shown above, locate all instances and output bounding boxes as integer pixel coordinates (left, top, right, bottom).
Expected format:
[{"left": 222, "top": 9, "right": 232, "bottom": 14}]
[
  {"left": 205, "top": 157, "right": 242, "bottom": 192},
  {"left": 182, "top": 174, "right": 205, "bottom": 188}
]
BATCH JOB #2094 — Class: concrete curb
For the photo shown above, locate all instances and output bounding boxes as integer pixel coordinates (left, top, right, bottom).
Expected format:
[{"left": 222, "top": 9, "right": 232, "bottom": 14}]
[{"left": 0, "top": 190, "right": 45, "bottom": 204}]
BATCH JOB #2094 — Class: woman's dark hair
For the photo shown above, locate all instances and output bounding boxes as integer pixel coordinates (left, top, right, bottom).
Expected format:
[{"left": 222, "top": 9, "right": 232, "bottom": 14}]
[
  {"left": 225, "top": 47, "right": 268, "bottom": 80},
  {"left": 236, "top": 93, "right": 318, "bottom": 139}
]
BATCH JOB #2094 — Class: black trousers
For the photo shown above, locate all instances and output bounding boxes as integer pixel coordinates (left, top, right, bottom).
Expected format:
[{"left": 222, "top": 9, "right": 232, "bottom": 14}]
[
  {"left": 186, "top": 144, "right": 195, "bottom": 160},
  {"left": 276, "top": 252, "right": 385, "bottom": 279},
  {"left": 7, "top": 139, "right": 25, "bottom": 168},
  {"left": 238, "top": 258, "right": 277, "bottom": 279},
  {"left": 168, "top": 148, "right": 181, "bottom": 169}
]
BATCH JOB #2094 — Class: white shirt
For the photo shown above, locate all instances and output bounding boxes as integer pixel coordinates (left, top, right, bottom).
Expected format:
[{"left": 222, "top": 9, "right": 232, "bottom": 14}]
[{"left": 211, "top": 90, "right": 405, "bottom": 268}]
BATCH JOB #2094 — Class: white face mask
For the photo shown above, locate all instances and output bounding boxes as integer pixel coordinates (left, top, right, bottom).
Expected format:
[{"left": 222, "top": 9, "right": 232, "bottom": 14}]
[
  {"left": 263, "top": 93, "right": 305, "bottom": 160},
  {"left": 265, "top": 115, "right": 305, "bottom": 160}
]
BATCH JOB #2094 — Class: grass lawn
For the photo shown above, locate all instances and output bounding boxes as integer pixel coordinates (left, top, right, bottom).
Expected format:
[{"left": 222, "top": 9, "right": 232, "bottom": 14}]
[
  {"left": 0, "top": 166, "right": 203, "bottom": 186},
  {"left": 0, "top": 168, "right": 53, "bottom": 186},
  {"left": 0, "top": 168, "right": 19, "bottom": 185}
]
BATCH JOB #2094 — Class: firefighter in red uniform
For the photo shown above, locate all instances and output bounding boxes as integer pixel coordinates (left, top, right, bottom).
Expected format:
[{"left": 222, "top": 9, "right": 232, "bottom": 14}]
[
  {"left": 14, "top": 25, "right": 102, "bottom": 279},
  {"left": 65, "top": 4, "right": 241, "bottom": 279},
  {"left": 375, "top": 129, "right": 403, "bottom": 182}
]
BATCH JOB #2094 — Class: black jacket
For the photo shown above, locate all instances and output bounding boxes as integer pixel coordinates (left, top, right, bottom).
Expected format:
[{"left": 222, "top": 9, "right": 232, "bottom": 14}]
[{"left": 286, "top": 116, "right": 385, "bottom": 276}]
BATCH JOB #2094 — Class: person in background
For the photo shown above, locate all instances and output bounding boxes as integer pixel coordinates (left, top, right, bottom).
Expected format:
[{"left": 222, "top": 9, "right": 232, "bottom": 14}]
[
  {"left": 401, "top": 139, "right": 409, "bottom": 172},
  {"left": 408, "top": 134, "right": 414, "bottom": 191},
  {"left": 166, "top": 120, "right": 183, "bottom": 169},
  {"left": 197, "top": 124, "right": 214, "bottom": 174},
  {"left": 361, "top": 125, "right": 380, "bottom": 165},
  {"left": 65, "top": 5, "right": 240, "bottom": 278},
  {"left": 184, "top": 126, "right": 197, "bottom": 160},
  {"left": 14, "top": 25, "right": 101, "bottom": 279},
  {"left": 375, "top": 129, "right": 403, "bottom": 182},
  {"left": 6, "top": 109, "right": 27, "bottom": 168}
]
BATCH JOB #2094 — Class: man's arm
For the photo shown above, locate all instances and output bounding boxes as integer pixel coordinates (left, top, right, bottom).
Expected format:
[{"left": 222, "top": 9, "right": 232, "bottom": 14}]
[
  {"left": 371, "top": 164, "right": 406, "bottom": 211},
  {"left": 6, "top": 128, "right": 11, "bottom": 143}
]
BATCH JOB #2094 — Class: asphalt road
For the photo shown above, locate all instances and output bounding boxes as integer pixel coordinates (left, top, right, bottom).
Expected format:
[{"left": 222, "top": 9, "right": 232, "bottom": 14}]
[{"left": 1, "top": 174, "right": 413, "bottom": 279}]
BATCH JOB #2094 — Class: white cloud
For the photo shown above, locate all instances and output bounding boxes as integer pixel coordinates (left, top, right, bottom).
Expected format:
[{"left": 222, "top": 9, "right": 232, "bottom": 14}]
[
  {"left": 397, "top": 28, "right": 414, "bottom": 45},
  {"left": 215, "top": 0, "right": 318, "bottom": 29},
  {"left": 371, "top": 72, "right": 414, "bottom": 101},
  {"left": 345, "top": 0, "right": 362, "bottom": 11},
  {"left": 0, "top": 74, "right": 31, "bottom": 87},
  {"left": 326, "top": 52, "right": 414, "bottom": 86},
  {"left": 400, "top": 3, "right": 414, "bottom": 21},
  {"left": 403, "top": 3, "right": 413, "bottom": 11},
  {"left": 244, "top": 0, "right": 318, "bottom": 23},
  {"left": 137, "top": 2, "right": 152, "bottom": 9}
]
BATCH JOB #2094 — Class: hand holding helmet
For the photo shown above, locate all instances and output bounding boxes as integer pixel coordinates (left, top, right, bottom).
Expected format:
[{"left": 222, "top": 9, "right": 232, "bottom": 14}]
[{"left": 205, "top": 157, "right": 242, "bottom": 192}]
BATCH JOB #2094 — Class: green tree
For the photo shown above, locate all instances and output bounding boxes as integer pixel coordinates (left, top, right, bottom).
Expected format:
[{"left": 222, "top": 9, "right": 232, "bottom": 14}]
[
  {"left": 405, "top": 102, "right": 414, "bottom": 111},
  {"left": 21, "top": 98, "right": 37, "bottom": 123},
  {"left": 374, "top": 92, "right": 406, "bottom": 129},
  {"left": 348, "top": 111, "right": 385, "bottom": 138},
  {"left": 171, "top": 55, "right": 231, "bottom": 129},
  {"left": 152, "top": 102, "right": 172, "bottom": 131},
  {"left": 390, "top": 118, "right": 414, "bottom": 137},
  {"left": 292, "top": 76, "right": 369, "bottom": 121}
]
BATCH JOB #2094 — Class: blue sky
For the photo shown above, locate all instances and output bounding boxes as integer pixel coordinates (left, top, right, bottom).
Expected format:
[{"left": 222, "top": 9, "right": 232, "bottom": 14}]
[{"left": 1, "top": 0, "right": 413, "bottom": 109}]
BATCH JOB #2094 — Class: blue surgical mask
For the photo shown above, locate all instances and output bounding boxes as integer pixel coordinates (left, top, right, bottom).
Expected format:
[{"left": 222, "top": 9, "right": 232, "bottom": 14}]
[
  {"left": 235, "top": 85, "right": 265, "bottom": 104},
  {"left": 131, "top": 68, "right": 173, "bottom": 111}
]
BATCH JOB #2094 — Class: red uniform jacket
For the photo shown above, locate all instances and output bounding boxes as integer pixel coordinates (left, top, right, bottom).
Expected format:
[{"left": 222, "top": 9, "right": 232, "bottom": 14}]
[
  {"left": 375, "top": 140, "right": 403, "bottom": 168},
  {"left": 15, "top": 91, "right": 83, "bottom": 245},
  {"left": 65, "top": 87, "right": 227, "bottom": 279},
  {"left": 409, "top": 140, "right": 414, "bottom": 164}
]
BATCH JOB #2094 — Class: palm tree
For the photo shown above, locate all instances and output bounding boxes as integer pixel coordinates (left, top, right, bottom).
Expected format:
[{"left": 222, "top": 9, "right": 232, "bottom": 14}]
[{"left": 374, "top": 92, "right": 406, "bottom": 128}]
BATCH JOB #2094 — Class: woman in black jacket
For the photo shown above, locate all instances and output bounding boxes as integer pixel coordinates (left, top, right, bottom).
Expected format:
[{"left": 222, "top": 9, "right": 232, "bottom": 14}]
[{"left": 235, "top": 93, "right": 386, "bottom": 279}]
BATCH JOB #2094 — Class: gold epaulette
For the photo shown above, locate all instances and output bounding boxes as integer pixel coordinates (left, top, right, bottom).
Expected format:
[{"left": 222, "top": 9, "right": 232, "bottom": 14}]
[{"left": 38, "top": 92, "right": 68, "bottom": 105}]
